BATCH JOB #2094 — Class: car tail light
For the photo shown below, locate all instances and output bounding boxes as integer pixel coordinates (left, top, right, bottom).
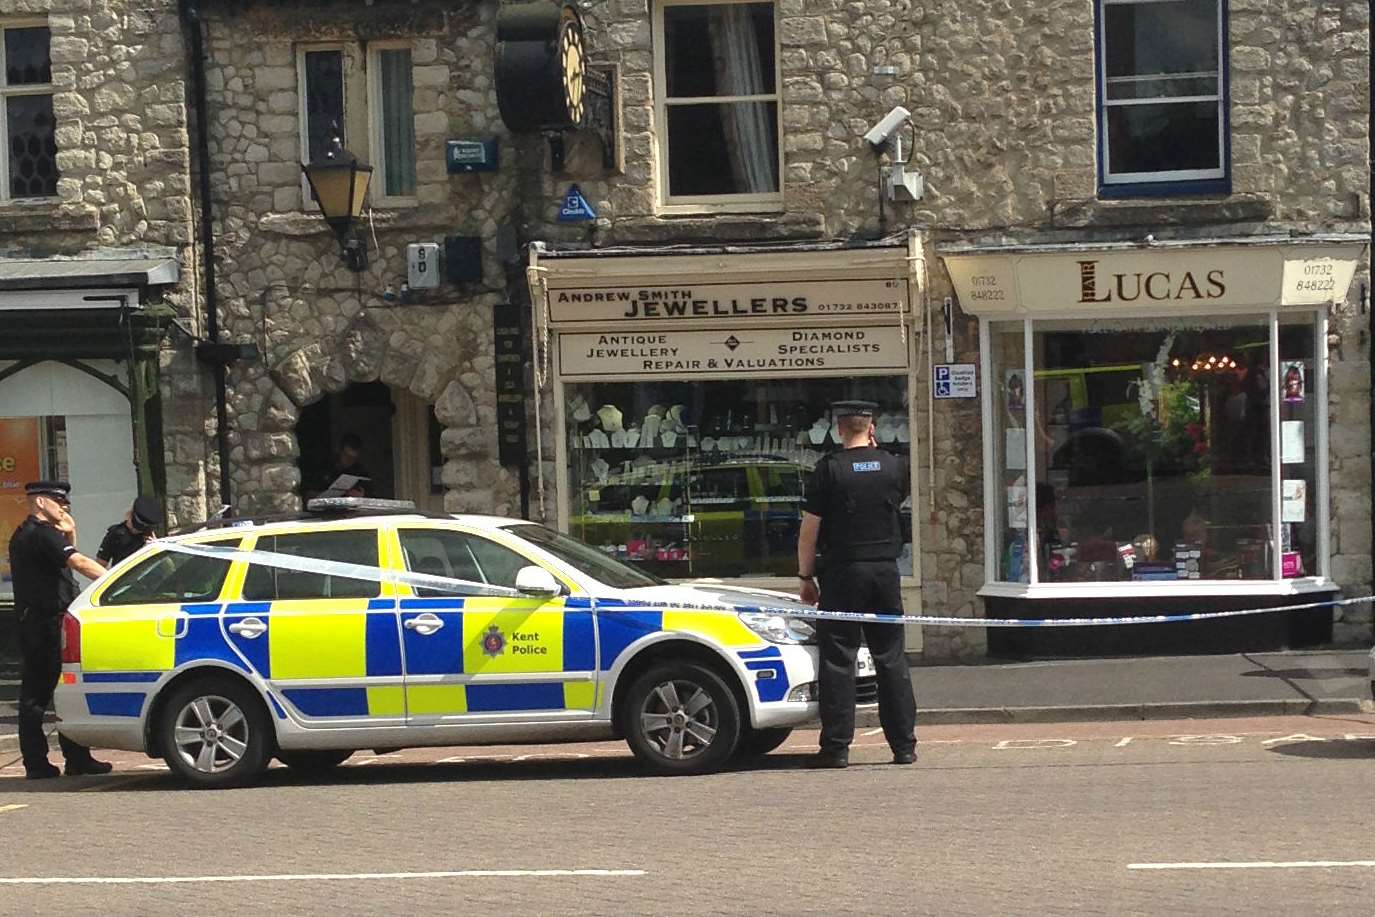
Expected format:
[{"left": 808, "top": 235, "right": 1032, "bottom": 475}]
[{"left": 60, "top": 613, "right": 81, "bottom": 665}]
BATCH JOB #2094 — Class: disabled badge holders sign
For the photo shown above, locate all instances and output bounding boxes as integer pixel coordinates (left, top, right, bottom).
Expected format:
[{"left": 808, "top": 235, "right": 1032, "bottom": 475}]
[
  {"left": 557, "top": 184, "right": 596, "bottom": 222},
  {"left": 933, "top": 363, "right": 977, "bottom": 399}
]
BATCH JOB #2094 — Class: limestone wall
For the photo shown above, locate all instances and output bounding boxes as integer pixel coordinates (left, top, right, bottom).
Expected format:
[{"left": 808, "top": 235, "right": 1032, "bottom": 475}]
[
  {"left": 197, "top": 0, "right": 522, "bottom": 517},
  {"left": 516, "top": 0, "right": 1370, "bottom": 652},
  {"left": 0, "top": 0, "right": 211, "bottom": 530}
]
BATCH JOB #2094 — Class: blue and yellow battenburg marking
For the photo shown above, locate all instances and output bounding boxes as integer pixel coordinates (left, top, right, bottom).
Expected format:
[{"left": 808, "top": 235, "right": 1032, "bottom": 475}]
[{"left": 73, "top": 592, "right": 791, "bottom": 720}]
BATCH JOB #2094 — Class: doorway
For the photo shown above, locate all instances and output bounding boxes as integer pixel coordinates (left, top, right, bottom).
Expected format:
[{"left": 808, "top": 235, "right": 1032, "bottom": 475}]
[{"left": 296, "top": 382, "right": 443, "bottom": 511}]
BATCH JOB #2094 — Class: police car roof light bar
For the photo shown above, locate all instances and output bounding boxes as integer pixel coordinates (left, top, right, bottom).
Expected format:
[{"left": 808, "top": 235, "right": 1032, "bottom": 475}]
[{"left": 305, "top": 497, "right": 419, "bottom": 515}]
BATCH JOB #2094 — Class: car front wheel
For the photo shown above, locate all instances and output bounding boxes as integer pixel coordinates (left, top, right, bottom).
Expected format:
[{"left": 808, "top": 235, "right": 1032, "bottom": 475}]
[
  {"left": 277, "top": 750, "right": 353, "bottom": 773},
  {"left": 621, "top": 662, "right": 741, "bottom": 775},
  {"left": 736, "top": 726, "right": 793, "bottom": 759},
  {"left": 156, "top": 677, "right": 272, "bottom": 789}
]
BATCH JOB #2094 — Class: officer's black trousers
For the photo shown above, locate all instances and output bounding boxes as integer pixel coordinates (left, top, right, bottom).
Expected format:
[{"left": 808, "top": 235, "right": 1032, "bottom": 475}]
[
  {"left": 17, "top": 613, "right": 93, "bottom": 770},
  {"left": 816, "top": 561, "right": 916, "bottom": 755}
]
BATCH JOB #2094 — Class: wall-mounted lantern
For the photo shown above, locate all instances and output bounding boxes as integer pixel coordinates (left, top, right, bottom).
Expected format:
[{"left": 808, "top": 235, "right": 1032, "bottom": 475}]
[{"left": 301, "top": 130, "right": 374, "bottom": 271}]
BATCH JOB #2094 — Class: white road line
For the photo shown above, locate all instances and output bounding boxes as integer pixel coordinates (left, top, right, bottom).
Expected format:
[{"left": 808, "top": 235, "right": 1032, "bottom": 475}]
[
  {"left": 1129, "top": 860, "right": 1375, "bottom": 871},
  {"left": 863, "top": 727, "right": 886, "bottom": 736},
  {"left": 0, "top": 868, "right": 648, "bottom": 886},
  {"left": 0, "top": 804, "right": 27, "bottom": 815}
]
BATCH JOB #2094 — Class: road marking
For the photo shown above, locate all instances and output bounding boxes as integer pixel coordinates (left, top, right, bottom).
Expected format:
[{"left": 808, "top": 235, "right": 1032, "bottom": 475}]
[
  {"left": 0, "top": 804, "right": 27, "bottom": 815},
  {"left": 0, "top": 868, "right": 647, "bottom": 886},
  {"left": 863, "top": 727, "right": 886, "bottom": 736},
  {"left": 1129, "top": 860, "right": 1375, "bottom": 871}
]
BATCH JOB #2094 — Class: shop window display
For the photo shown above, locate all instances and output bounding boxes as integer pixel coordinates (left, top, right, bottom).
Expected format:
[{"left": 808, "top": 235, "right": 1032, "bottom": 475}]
[
  {"left": 564, "top": 378, "right": 910, "bottom": 579},
  {"left": 993, "top": 315, "right": 1321, "bottom": 584}
]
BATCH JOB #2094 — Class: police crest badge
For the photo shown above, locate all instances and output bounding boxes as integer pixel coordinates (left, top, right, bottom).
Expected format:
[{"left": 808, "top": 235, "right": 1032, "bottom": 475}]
[{"left": 481, "top": 624, "right": 506, "bottom": 658}]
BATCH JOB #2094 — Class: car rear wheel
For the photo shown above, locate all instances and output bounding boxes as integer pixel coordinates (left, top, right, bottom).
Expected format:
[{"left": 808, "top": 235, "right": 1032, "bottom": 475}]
[
  {"left": 620, "top": 662, "right": 741, "bottom": 775},
  {"left": 156, "top": 677, "right": 271, "bottom": 789},
  {"left": 276, "top": 750, "right": 353, "bottom": 772},
  {"left": 736, "top": 726, "right": 793, "bottom": 759}
]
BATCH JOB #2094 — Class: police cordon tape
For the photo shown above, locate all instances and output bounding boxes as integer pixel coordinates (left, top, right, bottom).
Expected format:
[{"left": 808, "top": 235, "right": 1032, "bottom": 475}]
[{"left": 145, "top": 540, "right": 1372, "bottom": 629}]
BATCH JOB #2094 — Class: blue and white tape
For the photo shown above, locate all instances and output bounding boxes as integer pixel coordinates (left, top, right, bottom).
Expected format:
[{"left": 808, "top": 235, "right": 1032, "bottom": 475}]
[{"left": 155, "top": 541, "right": 1367, "bottom": 629}]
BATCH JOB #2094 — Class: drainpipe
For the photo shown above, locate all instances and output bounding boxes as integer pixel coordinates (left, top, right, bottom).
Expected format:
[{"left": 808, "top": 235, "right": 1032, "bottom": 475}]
[{"left": 181, "top": 0, "right": 234, "bottom": 515}]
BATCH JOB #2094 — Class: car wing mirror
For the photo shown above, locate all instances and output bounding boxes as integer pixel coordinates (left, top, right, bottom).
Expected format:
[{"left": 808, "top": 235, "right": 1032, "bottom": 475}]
[{"left": 514, "top": 565, "right": 561, "bottom": 598}]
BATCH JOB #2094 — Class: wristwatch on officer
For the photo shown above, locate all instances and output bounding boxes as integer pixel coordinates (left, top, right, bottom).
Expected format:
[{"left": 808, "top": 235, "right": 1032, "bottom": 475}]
[{"left": 798, "top": 573, "right": 815, "bottom": 582}]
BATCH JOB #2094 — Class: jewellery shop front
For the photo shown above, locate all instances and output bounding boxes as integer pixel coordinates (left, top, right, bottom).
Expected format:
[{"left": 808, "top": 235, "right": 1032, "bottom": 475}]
[
  {"left": 529, "top": 241, "right": 923, "bottom": 646},
  {"left": 943, "top": 235, "right": 1368, "bottom": 656}
]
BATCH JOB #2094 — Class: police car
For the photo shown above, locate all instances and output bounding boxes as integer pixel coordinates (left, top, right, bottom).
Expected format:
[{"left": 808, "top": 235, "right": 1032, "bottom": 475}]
[{"left": 55, "top": 499, "right": 877, "bottom": 788}]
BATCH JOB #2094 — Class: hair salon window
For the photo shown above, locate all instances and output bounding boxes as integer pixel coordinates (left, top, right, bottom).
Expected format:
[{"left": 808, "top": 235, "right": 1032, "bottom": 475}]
[
  {"left": 653, "top": 0, "right": 782, "bottom": 210},
  {"left": 987, "top": 313, "right": 1326, "bottom": 586},
  {"left": 1097, "top": 0, "right": 1228, "bottom": 195},
  {"left": 564, "top": 377, "right": 911, "bottom": 579}
]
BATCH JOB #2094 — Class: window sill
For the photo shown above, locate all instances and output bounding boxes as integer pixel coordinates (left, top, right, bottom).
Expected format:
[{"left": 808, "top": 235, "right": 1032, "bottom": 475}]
[
  {"left": 1051, "top": 193, "right": 1271, "bottom": 229},
  {"left": 0, "top": 200, "right": 97, "bottom": 234},
  {"left": 656, "top": 200, "right": 785, "bottom": 217},
  {"left": 978, "top": 577, "right": 1337, "bottom": 599}
]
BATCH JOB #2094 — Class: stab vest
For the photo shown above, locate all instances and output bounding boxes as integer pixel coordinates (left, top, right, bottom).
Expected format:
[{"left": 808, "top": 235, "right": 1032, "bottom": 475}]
[{"left": 816, "top": 447, "right": 904, "bottom": 564}]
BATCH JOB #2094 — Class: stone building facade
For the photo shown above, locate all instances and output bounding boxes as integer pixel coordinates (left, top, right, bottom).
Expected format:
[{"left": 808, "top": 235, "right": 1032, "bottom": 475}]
[
  {"left": 0, "top": 0, "right": 212, "bottom": 587},
  {"left": 6, "top": 0, "right": 1364, "bottom": 657}
]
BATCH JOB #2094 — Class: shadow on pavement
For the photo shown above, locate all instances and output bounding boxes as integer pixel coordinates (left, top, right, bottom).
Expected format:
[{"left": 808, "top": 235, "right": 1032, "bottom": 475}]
[
  {"left": 1266, "top": 739, "right": 1375, "bottom": 760},
  {"left": 1240, "top": 667, "right": 1367, "bottom": 680},
  {"left": 0, "top": 751, "right": 828, "bottom": 793}
]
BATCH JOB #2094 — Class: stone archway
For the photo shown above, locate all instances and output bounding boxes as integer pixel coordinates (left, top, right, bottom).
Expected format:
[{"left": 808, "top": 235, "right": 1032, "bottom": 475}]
[{"left": 224, "top": 287, "right": 513, "bottom": 519}]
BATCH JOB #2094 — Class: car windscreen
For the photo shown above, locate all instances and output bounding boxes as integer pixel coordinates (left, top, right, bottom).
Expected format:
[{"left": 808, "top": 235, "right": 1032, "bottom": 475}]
[{"left": 500, "top": 523, "right": 665, "bottom": 589}]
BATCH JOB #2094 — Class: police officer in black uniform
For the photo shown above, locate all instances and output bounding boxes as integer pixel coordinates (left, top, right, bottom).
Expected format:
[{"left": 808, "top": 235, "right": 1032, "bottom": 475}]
[
  {"left": 797, "top": 401, "right": 917, "bottom": 768},
  {"left": 96, "top": 495, "right": 161, "bottom": 568},
  {"left": 9, "top": 481, "right": 112, "bottom": 779}
]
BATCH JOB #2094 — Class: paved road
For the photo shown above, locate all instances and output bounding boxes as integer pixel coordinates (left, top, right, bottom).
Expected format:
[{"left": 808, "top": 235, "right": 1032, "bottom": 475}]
[{"left": 1, "top": 715, "right": 1372, "bottom": 916}]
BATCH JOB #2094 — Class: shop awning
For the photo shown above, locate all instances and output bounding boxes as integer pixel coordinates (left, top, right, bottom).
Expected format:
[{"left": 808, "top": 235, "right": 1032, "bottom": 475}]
[
  {"left": 938, "top": 234, "right": 1367, "bottom": 316},
  {"left": 0, "top": 254, "right": 178, "bottom": 307}
]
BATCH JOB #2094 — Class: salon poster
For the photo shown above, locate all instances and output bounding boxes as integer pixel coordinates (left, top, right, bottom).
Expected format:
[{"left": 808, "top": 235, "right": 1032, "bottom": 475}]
[
  {"left": 0, "top": 418, "right": 42, "bottom": 590},
  {"left": 1281, "top": 361, "right": 1305, "bottom": 404},
  {"left": 1006, "top": 484, "right": 1028, "bottom": 529},
  {"left": 1281, "top": 421, "right": 1304, "bottom": 464},
  {"left": 1281, "top": 479, "right": 1307, "bottom": 522}
]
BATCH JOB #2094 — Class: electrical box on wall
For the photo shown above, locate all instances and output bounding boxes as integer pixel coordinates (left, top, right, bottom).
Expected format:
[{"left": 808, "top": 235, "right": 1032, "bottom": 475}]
[{"left": 407, "top": 243, "right": 441, "bottom": 289}]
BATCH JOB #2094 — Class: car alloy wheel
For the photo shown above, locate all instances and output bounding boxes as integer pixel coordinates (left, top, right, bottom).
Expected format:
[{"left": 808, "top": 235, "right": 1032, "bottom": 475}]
[
  {"left": 622, "top": 662, "right": 741, "bottom": 775},
  {"left": 640, "top": 678, "right": 719, "bottom": 761},
  {"left": 156, "top": 676, "right": 271, "bottom": 789},
  {"left": 174, "top": 695, "right": 249, "bottom": 775}
]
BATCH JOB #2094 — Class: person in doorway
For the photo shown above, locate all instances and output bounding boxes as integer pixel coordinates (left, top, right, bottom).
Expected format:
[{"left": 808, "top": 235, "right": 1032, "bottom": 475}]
[
  {"left": 8, "top": 481, "right": 112, "bottom": 779},
  {"left": 96, "top": 495, "right": 161, "bottom": 568},
  {"left": 796, "top": 401, "right": 917, "bottom": 768},
  {"left": 321, "top": 432, "right": 370, "bottom": 497}
]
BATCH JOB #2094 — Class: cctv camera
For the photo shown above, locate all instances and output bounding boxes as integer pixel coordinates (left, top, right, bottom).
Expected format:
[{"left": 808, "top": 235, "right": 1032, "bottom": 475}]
[{"left": 864, "top": 106, "right": 912, "bottom": 148}]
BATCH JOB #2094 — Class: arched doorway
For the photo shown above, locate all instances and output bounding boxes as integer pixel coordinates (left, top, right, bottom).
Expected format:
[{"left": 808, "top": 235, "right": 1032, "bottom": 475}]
[{"left": 295, "top": 381, "right": 443, "bottom": 511}]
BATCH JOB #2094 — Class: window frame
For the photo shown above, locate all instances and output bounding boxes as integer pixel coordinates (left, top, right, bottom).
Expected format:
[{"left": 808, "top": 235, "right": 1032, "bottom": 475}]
[
  {"left": 977, "top": 309, "right": 1331, "bottom": 597},
  {"left": 0, "top": 18, "right": 58, "bottom": 203},
  {"left": 1095, "top": 0, "right": 1231, "bottom": 198},
  {"left": 296, "top": 42, "right": 349, "bottom": 210},
  {"left": 651, "top": 0, "right": 785, "bottom": 213},
  {"left": 366, "top": 40, "right": 418, "bottom": 208}
]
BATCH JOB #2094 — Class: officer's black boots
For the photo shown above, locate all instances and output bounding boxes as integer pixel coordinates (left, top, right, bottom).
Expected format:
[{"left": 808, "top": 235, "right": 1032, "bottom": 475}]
[
  {"left": 892, "top": 749, "right": 916, "bottom": 765},
  {"left": 25, "top": 761, "right": 60, "bottom": 780},
  {"left": 811, "top": 748, "right": 849, "bottom": 769},
  {"left": 65, "top": 758, "right": 113, "bottom": 777}
]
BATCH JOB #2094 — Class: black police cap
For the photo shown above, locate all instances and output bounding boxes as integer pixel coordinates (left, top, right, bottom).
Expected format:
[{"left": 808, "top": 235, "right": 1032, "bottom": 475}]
[
  {"left": 130, "top": 495, "right": 161, "bottom": 532},
  {"left": 831, "top": 400, "right": 879, "bottom": 418},
  {"left": 24, "top": 480, "right": 72, "bottom": 501}
]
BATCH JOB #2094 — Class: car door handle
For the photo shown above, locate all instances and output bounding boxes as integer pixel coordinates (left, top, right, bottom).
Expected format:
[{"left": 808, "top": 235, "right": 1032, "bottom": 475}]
[
  {"left": 404, "top": 613, "right": 444, "bottom": 636},
  {"left": 228, "top": 617, "right": 267, "bottom": 640}
]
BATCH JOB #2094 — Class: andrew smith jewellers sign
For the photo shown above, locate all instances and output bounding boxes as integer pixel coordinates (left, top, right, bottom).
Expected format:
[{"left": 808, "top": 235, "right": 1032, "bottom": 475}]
[
  {"left": 558, "top": 326, "right": 909, "bottom": 379},
  {"left": 548, "top": 279, "right": 908, "bottom": 326}
]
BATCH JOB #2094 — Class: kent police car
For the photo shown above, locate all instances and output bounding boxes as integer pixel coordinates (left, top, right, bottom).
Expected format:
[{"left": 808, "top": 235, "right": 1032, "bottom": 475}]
[{"left": 55, "top": 499, "right": 877, "bottom": 788}]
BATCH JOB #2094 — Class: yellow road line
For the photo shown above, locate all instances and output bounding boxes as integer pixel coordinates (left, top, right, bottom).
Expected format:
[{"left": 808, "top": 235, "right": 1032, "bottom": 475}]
[{"left": 0, "top": 804, "right": 28, "bottom": 814}]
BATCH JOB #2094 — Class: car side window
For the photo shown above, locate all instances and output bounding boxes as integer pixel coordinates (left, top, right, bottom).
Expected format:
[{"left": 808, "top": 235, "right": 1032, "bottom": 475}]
[
  {"left": 241, "top": 530, "right": 380, "bottom": 601},
  {"left": 101, "top": 538, "right": 241, "bottom": 606},
  {"left": 398, "top": 529, "right": 534, "bottom": 595}
]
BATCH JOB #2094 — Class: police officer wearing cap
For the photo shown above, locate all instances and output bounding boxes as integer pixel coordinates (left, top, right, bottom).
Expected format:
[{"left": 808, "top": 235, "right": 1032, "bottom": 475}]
[
  {"left": 96, "top": 495, "right": 161, "bottom": 568},
  {"left": 8, "top": 481, "right": 112, "bottom": 779},
  {"left": 797, "top": 401, "right": 917, "bottom": 768}
]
